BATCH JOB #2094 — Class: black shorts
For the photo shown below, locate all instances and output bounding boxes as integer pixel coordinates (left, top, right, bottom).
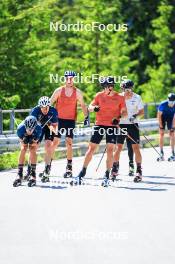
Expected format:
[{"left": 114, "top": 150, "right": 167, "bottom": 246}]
[
  {"left": 90, "top": 125, "right": 118, "bottom": 145},
  {"left": 56, "top": 118, "right": 76, "bottom": 139},
  {"left": 161, "top": 116, "right": 174, "bottom": 130},
  {"left": 117, "top": 124, "right": 140, "bottom": 144},
  {"left": 39, "top": 125, "right": 55, "bottom": 142}
]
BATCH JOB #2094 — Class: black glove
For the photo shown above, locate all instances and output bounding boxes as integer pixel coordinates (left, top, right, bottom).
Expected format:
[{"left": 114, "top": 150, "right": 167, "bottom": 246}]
[
  {"left": 94, "top": 106, "right": 100, "bottom": 112},
  {"left": 129, "top": 114, "right": 137, "bottom": 123},
  {"left": 112, "top": 118, "right": 119, "bottom": 126},
  {"left": 84, "top": 115, "right": 90, "bottom": 127}
]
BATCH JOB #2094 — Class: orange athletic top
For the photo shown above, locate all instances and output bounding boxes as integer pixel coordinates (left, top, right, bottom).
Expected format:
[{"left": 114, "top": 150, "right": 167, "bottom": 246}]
[
  {"left": 56, "top": 87, "right": 77, "bottom": 120},
  {"left": 91, "top": 91, "right": 126, "bottom": 126}
]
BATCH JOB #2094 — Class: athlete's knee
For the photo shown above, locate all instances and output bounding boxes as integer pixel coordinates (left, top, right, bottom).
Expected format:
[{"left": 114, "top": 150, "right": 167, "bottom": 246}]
[
  {"left": 107, "top": 144, "right": 114, "bottom": 153},
  {"left": 21, "top": 144, "right": 28, "bottom": 152},
  {"left": 66, "top": 138, "right": 73, "bottom": 147},
  {"left": 45, "top": 140, "right": 52, "bottom": 149},
  {"left": 116, "top": 144, "right": 123, "bottom": 152},
  {"left": 87, "top": 143, "right": 96, "bottom": 155}
]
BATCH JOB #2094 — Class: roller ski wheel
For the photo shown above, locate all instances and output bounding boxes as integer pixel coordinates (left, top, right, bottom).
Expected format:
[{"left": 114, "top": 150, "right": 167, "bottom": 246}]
[
  {"left": 13, "top": 178, "right": 22, "bottom": 187},
  {"left": 28, "top": 178, "right": 36, "bottom": 187},
  {"left": 39, "top": 172, "right": 44, "bottom": 178},
  {"left": 41, "top": 176, "right": 50, "bottom": 183},
  {"left": 101, "top": 177, "right": 110, "bottom": 187},
  {"left": 168, "top": 156, "right": 175, "bottom": 162},
  {"left": 70, "top": 176, "right": 84, "bottom": 186},
  {"left": 157, "top": 155, "right": 164, "bottom": 162},
  {"left": 111, "top": 172, "right": 119, "bottom": 182}
]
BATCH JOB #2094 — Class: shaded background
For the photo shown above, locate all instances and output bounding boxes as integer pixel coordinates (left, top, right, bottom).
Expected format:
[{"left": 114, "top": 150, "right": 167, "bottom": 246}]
[{"left": 0, "top": 0, "right": 175, "bottom": 111}]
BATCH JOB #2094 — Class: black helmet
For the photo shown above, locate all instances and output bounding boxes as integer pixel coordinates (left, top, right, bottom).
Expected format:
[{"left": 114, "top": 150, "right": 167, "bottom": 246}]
[
  {"left": 24, "top": 116, "right": 37, "bottom": 131},
  {"left": 100, "top": 77, "right": 115, "bottom": 88},
  {"left": 168, "top": 93, "right": 175, "bottom": 101},
  {"left": 120, "top": 79, "right": 134, "bottom": 89}
]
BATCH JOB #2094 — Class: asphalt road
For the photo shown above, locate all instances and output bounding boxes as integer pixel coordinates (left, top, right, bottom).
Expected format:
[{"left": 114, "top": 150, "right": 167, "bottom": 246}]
[{"left": 0, "top": 147, "right": 175, "bottom": 264}]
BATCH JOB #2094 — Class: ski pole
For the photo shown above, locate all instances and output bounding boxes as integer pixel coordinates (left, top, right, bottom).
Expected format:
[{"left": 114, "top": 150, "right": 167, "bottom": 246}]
[
  {"left": 132, "top": 122, "right": 162, "bottom": 158},
  {"left": 96, "top": 146, "right": 107, "bottom": 172}
]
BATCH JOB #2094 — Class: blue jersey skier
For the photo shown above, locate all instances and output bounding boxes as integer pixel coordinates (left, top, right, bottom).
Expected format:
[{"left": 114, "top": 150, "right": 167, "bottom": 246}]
[
  {"left": 157, "top": 93, "right": 175, "bottom": 161},
  {"left": 13, "top": 116, "right": 42, "bottom": 187}
]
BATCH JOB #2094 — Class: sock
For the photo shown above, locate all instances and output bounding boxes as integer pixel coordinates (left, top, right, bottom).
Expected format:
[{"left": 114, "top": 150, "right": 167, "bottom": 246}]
[
  {"left": 160, "top": 148, "right": 164, "bottom": 155},
  {"left": 136, "top": 163, "right": 142, "bottom": 171},
  {"left": 67, "top": 159, "right": 72, "bottom": 164},
  {"left": 18, "top": 164, "right": 23, "bottom": 177},
  {"left": 129, "top": 161, "right": 134, "bottom": 168},
  {"left": 31, "top": 164, "right": 36, "bottom": 177},
  {"left": 112, "top": 161, "right": 119, "bottom": 173},
  {"left": 105, "top": 170, "right": 110, "bottom": 179}
]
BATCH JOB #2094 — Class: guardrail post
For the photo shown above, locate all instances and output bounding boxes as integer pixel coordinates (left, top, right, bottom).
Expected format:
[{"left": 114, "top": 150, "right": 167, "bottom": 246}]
[
  {"left": 0, "top": 109, "right": 3, "bottom": 134},
  {"left": 144, "top": 104, "right": 148, "bottom": 119},
  {"left": 10, "top": 109, "right": 15, "bottom": 133}
]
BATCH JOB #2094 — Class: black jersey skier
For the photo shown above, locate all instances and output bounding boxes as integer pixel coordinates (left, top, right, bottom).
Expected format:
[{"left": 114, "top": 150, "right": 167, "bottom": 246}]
[
  {"left": 13, "top": 116, "right": 42, "bottom": 187},
  {"left": 157, "top": 93, "right": 175, "bottom": 161}
]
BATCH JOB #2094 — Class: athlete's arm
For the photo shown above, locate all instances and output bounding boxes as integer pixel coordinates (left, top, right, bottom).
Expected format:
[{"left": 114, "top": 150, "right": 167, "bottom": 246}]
[
  {"left": 76, "top": 89, "right": 88, "bottom": 116},
  {"left": 88, "top": 95, "right": 100, "bottom": 112},
  {"left": 50, "top": 87, "right": 62, "bottom": 105},
  {"left": 137, "top": 108, "right": 144, "bottom": 117}
]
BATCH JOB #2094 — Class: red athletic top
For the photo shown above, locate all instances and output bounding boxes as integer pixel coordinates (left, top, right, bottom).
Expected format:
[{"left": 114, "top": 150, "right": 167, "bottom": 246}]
[
  {"left": 56, "top": 87, "right": 77, "bottom": 120},
  {"left": 91, "top": 91, "right": 126, "bottom": 126}
]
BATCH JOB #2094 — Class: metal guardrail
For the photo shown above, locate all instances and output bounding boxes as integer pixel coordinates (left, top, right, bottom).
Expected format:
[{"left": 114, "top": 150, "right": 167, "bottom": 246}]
[{"left": 0, "top": 103, "right": 159, "bottom": 135}]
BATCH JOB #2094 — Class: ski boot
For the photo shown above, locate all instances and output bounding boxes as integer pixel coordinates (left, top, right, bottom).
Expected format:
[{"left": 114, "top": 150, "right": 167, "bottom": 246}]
[
  {"left": 134, "top": 167, "right": 142, "bottom": 183},
  {"left": 28, "top": 177, "right": 36, "bottom": 187},
  {"left": 168, "top": 153, "right": 175, "bottom": 162},
  {"left": 110, "top": 162, "right": 119, "bottom": 182},
  {"left": 13, "top": 170, "right": 23, "bottom": 187},
  {"left": 40, "top": 165, "right": 50, "bottom": 183},
  {"left": 63, "top": 164, "right": 72, "bottom": 178},
  {"left": 157, "top": 152, "right": 164, "bottom": 162},
  {"left": 70, "top": 168, "right": 86, "bottom": 186},
  {"left": 101, "top": 171, "right": 110, "bottom": 187},
  {"left": 128, "top": 162, "right": 134, "bottom": 176}
]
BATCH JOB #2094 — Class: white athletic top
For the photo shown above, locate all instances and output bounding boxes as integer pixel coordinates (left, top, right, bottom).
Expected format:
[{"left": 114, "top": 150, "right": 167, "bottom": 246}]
[{"left": 120, "top": 92, "right": 144, "bottom": 124}]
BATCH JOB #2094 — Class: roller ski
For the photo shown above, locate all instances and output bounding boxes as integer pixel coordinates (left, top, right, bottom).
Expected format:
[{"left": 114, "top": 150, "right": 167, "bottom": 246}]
[
  {"left": 168, "top": 152, "right": 175, "bottom": 162},
  {"left": 40, "top": 164, "right": 51, "bottom": 183},
  {"left": 101, "top": 171, "right": 110, "bottom": 187},
  {"left": 157, "top": 151, "right": 164, "bottom": 162},
  {"left": 134, "top": 167, "right": 142, "bottom": 183},
  {"left": 63, "top": 164, "right": 72, "bottom": 178},
  {"left": 128, "top": 162, "right": 134, "bottom": 176},
  {"left": 70, "top": 168, "right": 86, "bottom": 186},
  {"left": 13, "top": 170, "right": 23, "bottom": 187},
  {"left": 13, "top": 177, "right": 22, "bottom": 187}
]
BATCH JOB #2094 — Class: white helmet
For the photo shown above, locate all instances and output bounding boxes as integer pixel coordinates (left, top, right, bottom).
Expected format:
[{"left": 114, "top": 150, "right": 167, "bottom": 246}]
[{"left": 38, "top": 96, "right": 51, "bottom": 107}]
